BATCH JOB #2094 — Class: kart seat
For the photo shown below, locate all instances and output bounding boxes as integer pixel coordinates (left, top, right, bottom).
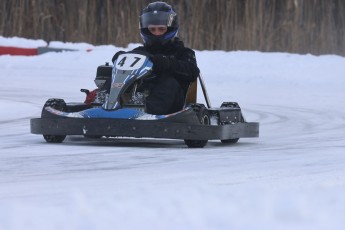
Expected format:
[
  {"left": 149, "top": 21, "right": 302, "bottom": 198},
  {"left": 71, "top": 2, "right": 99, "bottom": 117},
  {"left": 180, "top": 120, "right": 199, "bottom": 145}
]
[
  {"left": 185, "top": 80, "right": 197, "bottom": 104},
  {"left": 184, "top": 74, "right": 211, "bottom": 108}
]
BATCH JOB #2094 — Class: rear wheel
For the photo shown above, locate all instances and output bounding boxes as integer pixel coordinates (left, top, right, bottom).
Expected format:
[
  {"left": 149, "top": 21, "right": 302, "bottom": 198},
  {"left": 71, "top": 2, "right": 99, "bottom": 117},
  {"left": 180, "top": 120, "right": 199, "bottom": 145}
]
[
  {"left": 220, "top": 102, "right": 243, "bottom": 145},
  {"left": 41, "top": 98, "right": 67, "bottom": 143},
  {"left": 221, "top": 138, "right": 239, "bottom": 144},
  {"left": 184, "top": 104, "right": 210, "bottom": 148}
]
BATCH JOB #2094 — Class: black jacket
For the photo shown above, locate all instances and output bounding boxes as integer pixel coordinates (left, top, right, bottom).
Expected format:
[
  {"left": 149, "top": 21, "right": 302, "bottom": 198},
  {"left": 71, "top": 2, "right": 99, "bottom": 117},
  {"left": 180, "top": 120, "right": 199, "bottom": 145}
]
[{"left": 133, "top": 38, "right": 200, "bottom": 93}]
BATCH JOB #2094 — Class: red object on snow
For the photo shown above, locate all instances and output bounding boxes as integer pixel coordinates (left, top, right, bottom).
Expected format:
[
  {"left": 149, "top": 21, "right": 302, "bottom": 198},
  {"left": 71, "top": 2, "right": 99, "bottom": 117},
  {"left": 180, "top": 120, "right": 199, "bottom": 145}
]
[
  {"left": 0, "top": 46, "right": 38, "bottom": 56},
  {"left": 0, "top": 45, "right": 93, "bottom": 56}
]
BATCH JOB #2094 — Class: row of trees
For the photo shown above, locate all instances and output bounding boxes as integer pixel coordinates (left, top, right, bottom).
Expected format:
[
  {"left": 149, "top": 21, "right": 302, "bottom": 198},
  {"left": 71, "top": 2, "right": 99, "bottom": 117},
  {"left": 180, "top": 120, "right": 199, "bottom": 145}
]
[{"left": 1, "top": 0, "right": 345, "bottom": 55}]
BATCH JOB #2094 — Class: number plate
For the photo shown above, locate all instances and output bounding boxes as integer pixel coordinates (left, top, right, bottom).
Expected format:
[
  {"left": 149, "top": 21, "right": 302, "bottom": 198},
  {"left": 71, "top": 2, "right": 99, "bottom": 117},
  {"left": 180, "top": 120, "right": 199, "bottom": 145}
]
[{"left": 115, "top": 53, "right": 146, "bottom": 70}]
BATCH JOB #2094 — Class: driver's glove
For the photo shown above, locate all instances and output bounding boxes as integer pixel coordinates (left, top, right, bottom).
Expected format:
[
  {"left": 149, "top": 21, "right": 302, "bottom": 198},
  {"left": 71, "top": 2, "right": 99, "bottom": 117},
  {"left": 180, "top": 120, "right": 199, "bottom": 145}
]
[
  {"left": 112, "top": 51, "right": 125, "bottom": 63},
  {"left": 151, "top": 55, "right": 175, "bottom": 74}
]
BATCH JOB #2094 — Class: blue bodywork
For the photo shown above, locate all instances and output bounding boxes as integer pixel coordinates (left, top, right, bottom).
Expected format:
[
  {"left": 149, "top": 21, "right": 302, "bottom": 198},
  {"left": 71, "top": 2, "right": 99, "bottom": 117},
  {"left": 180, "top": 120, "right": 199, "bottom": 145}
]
[
  {"left": 45, "top": 52, "right": 190, "bottom": 120},
  {"left": 45, "top": 106, "right": 191, "bottom": 120}
]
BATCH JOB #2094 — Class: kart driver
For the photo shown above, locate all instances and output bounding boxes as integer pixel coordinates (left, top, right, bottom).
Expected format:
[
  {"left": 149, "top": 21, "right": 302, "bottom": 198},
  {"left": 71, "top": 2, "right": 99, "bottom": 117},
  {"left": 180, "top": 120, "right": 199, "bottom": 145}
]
[{"left": 112, "top": 1, "right": 200, "bottom": 115}]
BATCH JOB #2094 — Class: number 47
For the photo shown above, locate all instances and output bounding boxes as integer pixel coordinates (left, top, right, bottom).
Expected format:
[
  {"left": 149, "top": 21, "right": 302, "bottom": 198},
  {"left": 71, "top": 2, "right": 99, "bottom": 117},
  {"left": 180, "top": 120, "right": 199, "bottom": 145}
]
[{"left": 117, "top": 57, "right": 141, "bottom": 67}]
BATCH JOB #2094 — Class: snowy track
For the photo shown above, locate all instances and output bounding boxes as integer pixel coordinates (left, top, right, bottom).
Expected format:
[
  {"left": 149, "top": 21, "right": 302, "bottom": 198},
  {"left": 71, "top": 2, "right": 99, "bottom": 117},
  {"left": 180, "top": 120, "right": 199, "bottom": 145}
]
[{"left": 1, "top": 39, "right": 345, "bottom": 229}]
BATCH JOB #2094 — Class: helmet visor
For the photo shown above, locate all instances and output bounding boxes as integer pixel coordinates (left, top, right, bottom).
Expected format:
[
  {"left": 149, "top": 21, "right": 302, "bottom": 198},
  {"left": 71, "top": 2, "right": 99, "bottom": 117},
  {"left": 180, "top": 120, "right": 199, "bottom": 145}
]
[{"left": 140, "top": 12, "right": 176, "bottom": 28}]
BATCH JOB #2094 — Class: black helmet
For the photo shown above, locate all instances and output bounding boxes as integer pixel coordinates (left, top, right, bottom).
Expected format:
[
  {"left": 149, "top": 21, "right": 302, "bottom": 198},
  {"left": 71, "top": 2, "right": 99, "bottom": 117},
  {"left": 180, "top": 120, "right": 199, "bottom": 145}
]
[{"left": 139, "top": 1, "right": 178, "bottom": 46}]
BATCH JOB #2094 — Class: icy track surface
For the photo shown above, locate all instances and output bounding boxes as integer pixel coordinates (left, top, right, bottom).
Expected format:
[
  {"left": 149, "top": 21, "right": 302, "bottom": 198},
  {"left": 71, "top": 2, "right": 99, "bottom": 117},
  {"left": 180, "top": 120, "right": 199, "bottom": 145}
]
[{"left": 1, "top": 37, "right": 345, "bottom": 230}]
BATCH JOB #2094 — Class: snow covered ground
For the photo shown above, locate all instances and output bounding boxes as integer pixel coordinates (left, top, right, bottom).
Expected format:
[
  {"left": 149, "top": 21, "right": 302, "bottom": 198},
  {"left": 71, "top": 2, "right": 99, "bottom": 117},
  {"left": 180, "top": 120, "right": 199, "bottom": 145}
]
[{"left": 1, "top": 36, "right": 345, "bottom": 230}]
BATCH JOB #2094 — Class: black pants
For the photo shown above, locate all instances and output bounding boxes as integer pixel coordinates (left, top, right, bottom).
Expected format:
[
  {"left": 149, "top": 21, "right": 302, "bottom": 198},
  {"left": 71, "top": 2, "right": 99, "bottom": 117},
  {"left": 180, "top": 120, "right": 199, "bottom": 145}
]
[{"left": 144, "top": 76, "right": 185, "bottom": 115}]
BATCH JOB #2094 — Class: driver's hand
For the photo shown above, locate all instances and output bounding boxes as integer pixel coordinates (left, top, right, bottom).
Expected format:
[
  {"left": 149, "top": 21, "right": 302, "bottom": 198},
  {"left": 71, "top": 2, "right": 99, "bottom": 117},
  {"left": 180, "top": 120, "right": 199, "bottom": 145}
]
[
  {"left": 151, "top": 55, "right": 175, "bottom": 74},
  {"left": 112, "top": 51, "right": 125, "bottom": 63}
]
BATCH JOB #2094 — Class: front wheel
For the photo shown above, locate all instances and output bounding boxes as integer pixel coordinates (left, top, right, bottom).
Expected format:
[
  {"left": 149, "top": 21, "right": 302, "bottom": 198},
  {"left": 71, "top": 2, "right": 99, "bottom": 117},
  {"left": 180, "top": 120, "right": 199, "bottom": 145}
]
[
  {"left": 84, "top": 135, "right": 102, "bottom": 139},
  {"left": 43, "top": 135, "right": 66, "bottom": 143}
]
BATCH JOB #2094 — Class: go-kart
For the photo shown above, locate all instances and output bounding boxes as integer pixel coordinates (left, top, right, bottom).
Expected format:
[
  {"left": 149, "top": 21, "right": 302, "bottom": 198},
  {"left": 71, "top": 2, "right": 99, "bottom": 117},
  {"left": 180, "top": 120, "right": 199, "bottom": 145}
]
[{"left": 30, "top": 52, "right": 259, "bottom": 148}]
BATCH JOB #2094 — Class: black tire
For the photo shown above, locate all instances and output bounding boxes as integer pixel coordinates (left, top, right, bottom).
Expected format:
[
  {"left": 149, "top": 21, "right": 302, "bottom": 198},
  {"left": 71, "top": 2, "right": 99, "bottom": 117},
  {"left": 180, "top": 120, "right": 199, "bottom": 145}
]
[
  {"left": 41, "top": 98, "right": 67, "bottom": 143},
  {"left": 84, "top": 135, "right": 103, "bottom": 139},
  {"left": 184, "top": 139, "right": 208, "bottom": 148},
  {"left": 41, "top": 98, "right": 67, "bottom": 117},
  {"left": 220, "top": 102, "right": 243, "bottom": 145},
  {"left": 43, "top": 135, "right": 66, "bottom": 143},
  {"left": 184, "top": 104, "right": 210, "bottom": 148},
  {"left": 221, "top": 138, "right": 239, "bottom": 144}
]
